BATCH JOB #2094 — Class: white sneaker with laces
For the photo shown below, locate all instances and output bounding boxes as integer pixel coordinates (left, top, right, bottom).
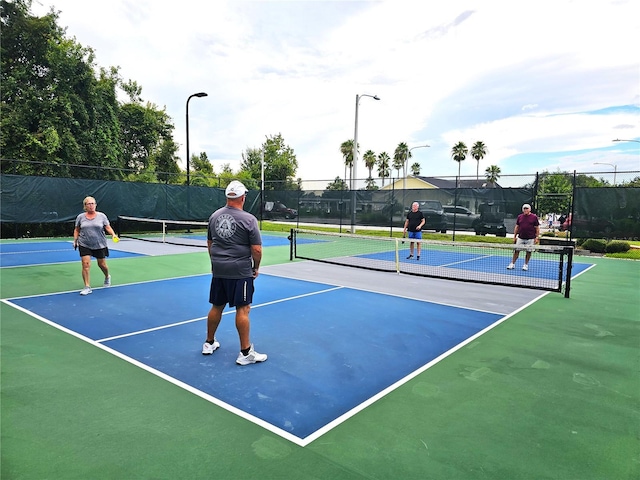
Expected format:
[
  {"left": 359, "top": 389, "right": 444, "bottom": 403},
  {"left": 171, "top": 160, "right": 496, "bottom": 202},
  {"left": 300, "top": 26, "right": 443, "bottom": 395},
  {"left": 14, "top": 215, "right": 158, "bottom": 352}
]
[
  {"left": 103, "top": 275, "right": 111, "bottom": 287},
  {"left": 80, "top": 286, "right": 92, "bottom": 296},
  {"left": 522, "top": 264, "right": 529, "bottom": 271},
  {"left": 202, "top": 338, "right": 220, "bottom": 355},
  {"left": 507, "top": 263, "right": 515, "bottom": 270},
  {"left": 236, "top": 344, "right": 267, "bottom": 365}
]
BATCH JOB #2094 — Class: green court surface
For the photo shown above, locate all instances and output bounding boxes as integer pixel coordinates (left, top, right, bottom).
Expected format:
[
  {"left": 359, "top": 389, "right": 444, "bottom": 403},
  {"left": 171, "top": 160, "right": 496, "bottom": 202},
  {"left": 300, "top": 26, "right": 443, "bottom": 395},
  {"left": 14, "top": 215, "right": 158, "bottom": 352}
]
[{"left": 1, "top": 240, "right": 638, "bottom": 479}]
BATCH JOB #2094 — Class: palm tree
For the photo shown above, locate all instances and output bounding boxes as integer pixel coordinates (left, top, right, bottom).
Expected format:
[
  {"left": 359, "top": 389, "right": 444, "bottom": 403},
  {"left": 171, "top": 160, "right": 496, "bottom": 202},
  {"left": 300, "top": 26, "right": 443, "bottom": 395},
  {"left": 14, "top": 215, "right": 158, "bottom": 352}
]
[
  {"left": 377, "top": 152, "right": 390, "bottom": 186},
  {"left": 393, "top": 142, "right": 409, "bottom": 179},
  {"left": 485, "top": 165, "right": 501, "bottom": 186},
  {"left": 470, "top": 141, "right": 487, "bottom": 183},
  {"left": 363, "top": 149, "right": 377, "bottom": 181},
  {"left": 410, "top": 162, "right": 421, "bottom": 176},
  {"left": 451, "top": 141, "right": 468, "bottom": 187},
  {"left": 340, "top": 139, "right": 355, "bottom": 188}
]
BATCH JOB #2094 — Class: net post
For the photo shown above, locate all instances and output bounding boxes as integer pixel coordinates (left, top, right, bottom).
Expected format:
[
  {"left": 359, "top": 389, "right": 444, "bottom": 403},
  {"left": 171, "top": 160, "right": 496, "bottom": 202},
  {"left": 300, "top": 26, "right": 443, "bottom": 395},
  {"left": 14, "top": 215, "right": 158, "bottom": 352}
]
[
  {"left": 395, "top": 238, "right": 400, "bottom": 273},
  {"left": 290, "top": 228, "right": 295, "bottom": 261},
  {"left": 162, "top": 221, "right": 167, "bottom": 244},
  {"left": 564, "top": 246, "right": 573, "bottom": 298}
]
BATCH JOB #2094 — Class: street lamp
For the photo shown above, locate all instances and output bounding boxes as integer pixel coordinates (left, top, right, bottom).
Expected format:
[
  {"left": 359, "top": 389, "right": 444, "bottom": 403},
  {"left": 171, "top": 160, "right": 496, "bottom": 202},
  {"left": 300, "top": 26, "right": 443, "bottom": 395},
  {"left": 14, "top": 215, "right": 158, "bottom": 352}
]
[
  {"left": 594, "top": 162, "right": 617, "bottom": 185},
  {"left": 612, "top": 138, "right": 640, "bottom": 143},
  {"left": 351, "top": 93, "right": 380, "bottom": 233},
  {"left": 186, "top": 92, "right": 208, "bottom": 186},
  {"left": 403, "top": 144, "right": 430, "bottom": 191}
]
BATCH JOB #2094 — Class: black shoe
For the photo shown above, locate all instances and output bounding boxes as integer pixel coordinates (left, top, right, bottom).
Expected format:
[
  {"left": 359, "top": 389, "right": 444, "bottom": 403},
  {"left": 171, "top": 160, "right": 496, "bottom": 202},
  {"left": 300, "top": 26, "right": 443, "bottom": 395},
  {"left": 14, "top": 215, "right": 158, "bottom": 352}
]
[
  {"left": 406, "top": 254, "right": 413, "bottom": 259},
  {"left": 416, "top": 256, "right": 420, "bottom": 260}
]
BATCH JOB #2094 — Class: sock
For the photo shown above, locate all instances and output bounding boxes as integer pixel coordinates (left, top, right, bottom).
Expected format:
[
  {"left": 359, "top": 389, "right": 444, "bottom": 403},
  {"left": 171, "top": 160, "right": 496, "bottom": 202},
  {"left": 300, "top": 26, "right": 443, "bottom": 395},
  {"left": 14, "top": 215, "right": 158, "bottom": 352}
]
[{"left": 241, "top": 346, "right": 251, "bottom": 356}]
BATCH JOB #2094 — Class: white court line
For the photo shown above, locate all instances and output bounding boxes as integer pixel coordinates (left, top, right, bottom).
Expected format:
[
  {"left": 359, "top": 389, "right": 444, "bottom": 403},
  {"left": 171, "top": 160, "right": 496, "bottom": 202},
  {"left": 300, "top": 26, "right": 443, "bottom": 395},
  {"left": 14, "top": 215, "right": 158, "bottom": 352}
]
[
  {"left": 2, "top": 272, "right": 548, "bottom": 447},
  {"left": 95, "top": 285, "right": 344, "bottom": 343}
]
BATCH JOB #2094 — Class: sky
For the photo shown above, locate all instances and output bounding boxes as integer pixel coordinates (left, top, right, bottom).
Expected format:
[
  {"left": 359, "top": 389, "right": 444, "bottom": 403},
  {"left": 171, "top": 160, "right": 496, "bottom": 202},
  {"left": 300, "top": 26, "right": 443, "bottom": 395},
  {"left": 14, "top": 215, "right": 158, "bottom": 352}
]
[{"left": 31, "top": 0, "right": 640, "bottom": 188}]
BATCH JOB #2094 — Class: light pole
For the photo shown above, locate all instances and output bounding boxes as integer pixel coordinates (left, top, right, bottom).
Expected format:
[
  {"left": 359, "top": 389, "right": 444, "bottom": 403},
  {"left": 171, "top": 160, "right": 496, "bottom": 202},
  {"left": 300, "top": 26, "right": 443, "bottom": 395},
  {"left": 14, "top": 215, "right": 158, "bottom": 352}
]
[
  {"left": 403, "top": 144, "right": 430, "bottom": 191},
  {"left": 594, "top": 162, "right": 617, "bottom": 185},
  {"left": 613, "top": 138, "right": 640, "bottom": 143},
  {"left": 351, "top": 93, "right": 380, "bottom": 233},
  {"left": 186, "top": 92, "right": 208, "bottom": 187}
]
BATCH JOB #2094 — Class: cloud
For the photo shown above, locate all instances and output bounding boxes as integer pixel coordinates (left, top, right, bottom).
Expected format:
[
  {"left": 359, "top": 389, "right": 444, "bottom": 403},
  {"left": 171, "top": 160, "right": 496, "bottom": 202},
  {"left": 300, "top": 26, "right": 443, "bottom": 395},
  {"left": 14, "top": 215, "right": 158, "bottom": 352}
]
[{"left": 30, "top": 0, "right": 639, "bottom": 186}]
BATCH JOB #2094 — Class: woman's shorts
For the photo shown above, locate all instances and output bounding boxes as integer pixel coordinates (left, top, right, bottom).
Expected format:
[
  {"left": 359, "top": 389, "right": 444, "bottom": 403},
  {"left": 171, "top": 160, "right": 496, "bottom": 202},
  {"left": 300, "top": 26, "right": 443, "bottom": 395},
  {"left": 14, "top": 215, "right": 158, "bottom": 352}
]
[{"left": 78, "top": 246, "right": 109, "bottom": 259}]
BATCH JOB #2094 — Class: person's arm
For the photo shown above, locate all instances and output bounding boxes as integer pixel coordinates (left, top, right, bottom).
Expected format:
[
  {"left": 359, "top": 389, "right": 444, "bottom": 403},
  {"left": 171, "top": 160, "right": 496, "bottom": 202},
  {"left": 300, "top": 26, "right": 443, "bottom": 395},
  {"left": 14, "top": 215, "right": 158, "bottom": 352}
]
[
  {"left": 73, "top": 225, "right": 80, "bottom": 249},
  {"left": 403, "top": 218, "right": 409, "bottom": 234},
  {"left": 417, "top": 214, "right": 425, "bottom": 230},
  {"left": 513, "top": 224, "right": 519, "bottom": 243},
  {"left": 105, "top": 223, "right": 119, "bottom": 242},
  {"left": 534, "top": 220, "right": 540, "bottom": 244},
  {"left": 251, "top": 244, "right": 262, "bottom": 278}
]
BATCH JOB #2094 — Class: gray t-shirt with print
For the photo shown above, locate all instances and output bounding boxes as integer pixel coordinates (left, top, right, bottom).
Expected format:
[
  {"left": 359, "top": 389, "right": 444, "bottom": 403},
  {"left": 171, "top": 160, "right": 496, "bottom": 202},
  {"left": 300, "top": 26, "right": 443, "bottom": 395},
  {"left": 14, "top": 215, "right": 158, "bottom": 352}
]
[
  {"left": 207, "top": 205, "right": 262, "bottom": 279},
  {"left": 75, "top": 212, "right": 110, "bottom": 249}
]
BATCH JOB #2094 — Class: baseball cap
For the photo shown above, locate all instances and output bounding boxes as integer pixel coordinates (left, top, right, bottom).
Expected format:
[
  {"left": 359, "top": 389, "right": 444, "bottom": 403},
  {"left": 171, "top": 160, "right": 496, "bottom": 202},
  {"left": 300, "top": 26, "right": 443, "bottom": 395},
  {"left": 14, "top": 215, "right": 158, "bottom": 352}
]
[
  {"left": 225, "top": 180, "right": 248, "bottom": 198},
  {"left": 522, "top": 203, "right": 531, "bottom": 210}
]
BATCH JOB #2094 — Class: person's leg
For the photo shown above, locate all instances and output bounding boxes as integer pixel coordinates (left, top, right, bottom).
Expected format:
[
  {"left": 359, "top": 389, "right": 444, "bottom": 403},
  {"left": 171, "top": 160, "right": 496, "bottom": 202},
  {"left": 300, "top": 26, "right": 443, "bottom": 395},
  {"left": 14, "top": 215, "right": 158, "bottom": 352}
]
[
  {"left": 97, "top": 257, "right": 109, "bottom": 280},
  {"left": 235, "top": 304, "right": 251, "bottom": 351},
  {"left": 206, "top": 305, "right": 224, "bottom": 343},
  {"left": 524, "top": 250, "right": 532, "bottom": 265},
  {"left": 81, "top": 255, "right": 91, "bottom": 287}
]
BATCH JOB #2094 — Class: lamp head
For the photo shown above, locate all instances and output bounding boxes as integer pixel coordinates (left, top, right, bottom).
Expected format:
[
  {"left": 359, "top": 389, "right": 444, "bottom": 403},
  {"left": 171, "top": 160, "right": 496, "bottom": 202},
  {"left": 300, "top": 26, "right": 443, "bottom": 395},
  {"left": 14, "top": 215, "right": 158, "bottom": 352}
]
[
  {"left": 195, "top": 92, "right": 208, "bottom": 98},
  {"left": 373, "top": 95, "right": 380, "bottom": 100}
]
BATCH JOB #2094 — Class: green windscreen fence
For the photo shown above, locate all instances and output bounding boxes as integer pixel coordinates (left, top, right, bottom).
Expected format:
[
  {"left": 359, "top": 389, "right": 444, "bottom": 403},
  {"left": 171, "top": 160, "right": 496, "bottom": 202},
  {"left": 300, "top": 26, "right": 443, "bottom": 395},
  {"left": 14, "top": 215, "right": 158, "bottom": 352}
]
[{"left": 1, "top": 174, "right": 638, "bottom": 239}]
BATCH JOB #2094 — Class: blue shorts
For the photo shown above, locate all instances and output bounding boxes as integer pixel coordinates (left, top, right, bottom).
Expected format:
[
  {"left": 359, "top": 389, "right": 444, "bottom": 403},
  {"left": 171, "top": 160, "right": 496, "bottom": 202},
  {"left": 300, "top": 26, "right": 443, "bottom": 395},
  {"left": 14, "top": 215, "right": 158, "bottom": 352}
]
[
  {"left": 209, "top": 276, "right": 254, "bottom": 307},
  {"left": 408, "top": 231, "right": 422, "bottom": 240},
  {"left": 78, "top": 246, "right": 109, "bottom": 259}
]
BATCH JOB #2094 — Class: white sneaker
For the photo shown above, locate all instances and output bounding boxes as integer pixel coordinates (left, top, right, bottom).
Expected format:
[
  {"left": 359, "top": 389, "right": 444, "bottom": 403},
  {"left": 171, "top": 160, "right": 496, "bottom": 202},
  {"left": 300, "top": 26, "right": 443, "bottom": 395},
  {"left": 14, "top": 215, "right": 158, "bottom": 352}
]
[
  {"left": 522, "top": 264, "right": 528, "bottom": 271},
  {"left": 507, "top": 263, "right": 515, "bottom": 270},
  {"left": 103, "top": 275, "right": 111, "bottom": 287},
  {"left": 80, "top": 286, "right": 92, "bottom": 296},
  {"left": 202, "top": 338, "right": 220, "bottom": 355},
  {"left": 236, "top": 344, "right": 267, "bottom": 365}
]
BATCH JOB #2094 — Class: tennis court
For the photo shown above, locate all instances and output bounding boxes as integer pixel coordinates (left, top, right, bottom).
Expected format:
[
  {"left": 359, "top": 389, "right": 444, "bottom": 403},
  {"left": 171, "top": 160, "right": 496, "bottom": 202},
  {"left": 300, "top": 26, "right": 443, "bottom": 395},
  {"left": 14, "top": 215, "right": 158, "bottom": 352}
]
[{"left": 1, "top": 235, "right": 638, "bottom": 479}]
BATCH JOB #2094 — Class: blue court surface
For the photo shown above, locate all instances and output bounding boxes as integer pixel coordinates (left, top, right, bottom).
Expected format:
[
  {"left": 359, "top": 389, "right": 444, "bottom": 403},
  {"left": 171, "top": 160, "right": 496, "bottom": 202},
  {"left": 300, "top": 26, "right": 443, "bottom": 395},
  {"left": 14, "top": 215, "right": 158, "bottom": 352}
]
[
  {"left": 8, "top": 273, "right": 504, "bottom": 444},
  {"left": 364, "top": 249, "right": 592, "bottom": 279},
  {"left": 0, "top": 241, "right": 143, "bottom": 267}
]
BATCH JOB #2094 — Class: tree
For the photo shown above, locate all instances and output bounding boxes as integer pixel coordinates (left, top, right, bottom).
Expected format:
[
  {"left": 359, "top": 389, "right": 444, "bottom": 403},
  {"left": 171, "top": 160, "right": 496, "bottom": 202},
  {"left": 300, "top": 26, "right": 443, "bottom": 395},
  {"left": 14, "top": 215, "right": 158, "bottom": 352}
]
[
  {"left": 260, "top": 133, "right": 298, "bottom": 190},
  {"left": 537, "top": 171, "right": 573, "bottom": 216},
  {"left": 0, "top": 1, "right": 182, "bottom": 183},
  {"left": 377, "top": 152, "right": 390, "bottom": 186},
  {"left": 326, "top": 176, "right": 348, "bottom": 191},
  {"left": 393, "top": 142, "right": 409, "bottom": 178},
  {"left": 363, "top": 149, "right": 377, "bottom": 180},
  {"left": 411, "top": 162, "right": 421, "bottom": 176},
  {"left": 485, "top": 165, "right": 501, "bottom": 185},
  {"left": 365, "top": 178, "right": 379, "bottom": 190},
  {"left": 451, "top": 142, "right": 468, "bottom": 187},
  {"left": 621, "top": 176, "right": 640, "bottom": 187},
  {"left": 470, "top": 141, "right": 487, "bottom": 182},
  {"left": 340, "top": 139, "right": 355, "bottom": 187},
  {"left": 189, "top": 152, "right": 214, "bottom": 186}
]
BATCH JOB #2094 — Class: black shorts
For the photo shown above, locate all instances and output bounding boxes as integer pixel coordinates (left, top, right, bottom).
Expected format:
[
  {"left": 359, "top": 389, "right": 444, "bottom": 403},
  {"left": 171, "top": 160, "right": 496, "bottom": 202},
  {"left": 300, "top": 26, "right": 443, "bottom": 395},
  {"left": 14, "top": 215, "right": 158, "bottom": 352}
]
[
  {"left": 209, "top": 276, "right": 254, "bottom": 308},
  {"left": 78, "top": 246, "right": 109, "bottom": 259}
]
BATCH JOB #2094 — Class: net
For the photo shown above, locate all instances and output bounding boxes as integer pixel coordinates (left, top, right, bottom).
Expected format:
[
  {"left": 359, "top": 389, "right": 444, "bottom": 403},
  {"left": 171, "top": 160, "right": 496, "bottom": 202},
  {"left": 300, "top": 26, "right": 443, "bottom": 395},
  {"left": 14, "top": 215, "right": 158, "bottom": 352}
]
[
  {"left": 117, "top": 216, "right": 208, "bottom": 248},
  {"left": 291, "top": 228, "right": 574, "bottom": 297}
]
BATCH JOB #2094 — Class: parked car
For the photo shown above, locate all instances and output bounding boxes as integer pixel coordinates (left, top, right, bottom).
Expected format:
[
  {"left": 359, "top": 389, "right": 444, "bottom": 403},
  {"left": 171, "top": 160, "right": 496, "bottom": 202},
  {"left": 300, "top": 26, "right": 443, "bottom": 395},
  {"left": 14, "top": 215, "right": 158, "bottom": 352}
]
[
  {"left": 416, "top": 200, "right": 447, "bottom": 233},
  {"left": 443, "top": 205, "right": 480, "bottom": 230},
  {"left": 263, "top": 201, "right": 298, "bottom": 219},
  {"left": 474, "top": 202, "right": 507, "bottom": 236}
]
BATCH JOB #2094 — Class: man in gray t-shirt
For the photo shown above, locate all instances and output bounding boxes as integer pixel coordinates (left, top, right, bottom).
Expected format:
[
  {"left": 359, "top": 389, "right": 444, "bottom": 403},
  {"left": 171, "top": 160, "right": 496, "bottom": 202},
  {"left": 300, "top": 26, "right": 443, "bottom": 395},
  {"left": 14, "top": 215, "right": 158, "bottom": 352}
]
[
  {"left": 207, "top": 205, "right": 261, "bottom": 279},
  {"left": 202, "top": 180, "right": 267, "bottom": 366}
]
